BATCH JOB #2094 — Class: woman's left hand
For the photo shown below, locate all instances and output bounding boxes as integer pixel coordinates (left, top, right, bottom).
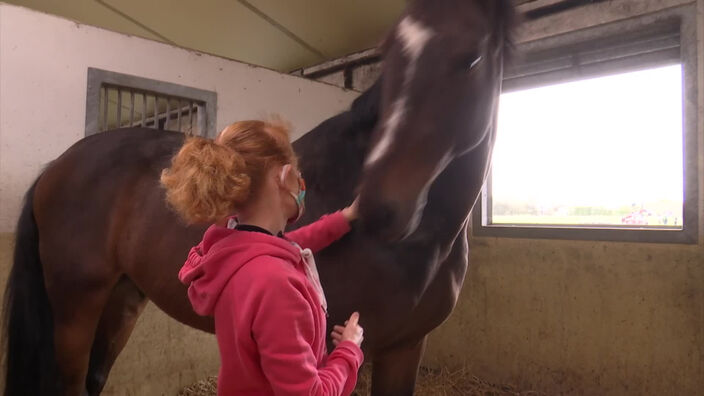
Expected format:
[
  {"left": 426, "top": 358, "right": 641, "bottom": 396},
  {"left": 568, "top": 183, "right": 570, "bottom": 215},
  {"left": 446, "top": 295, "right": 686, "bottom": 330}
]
[
  {"left": 330, "top": 312, "right": 364, "bottom": 348},
  {"left": 341, "top": 197, "right": 359, "bottom": 222}
]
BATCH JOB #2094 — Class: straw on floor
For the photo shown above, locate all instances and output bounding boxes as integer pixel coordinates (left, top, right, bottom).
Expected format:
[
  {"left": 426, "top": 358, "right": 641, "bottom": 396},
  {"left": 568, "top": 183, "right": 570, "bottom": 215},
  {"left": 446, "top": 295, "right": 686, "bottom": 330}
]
[{"left": 178, "top": 364, "right": 544, "bottom": 396}]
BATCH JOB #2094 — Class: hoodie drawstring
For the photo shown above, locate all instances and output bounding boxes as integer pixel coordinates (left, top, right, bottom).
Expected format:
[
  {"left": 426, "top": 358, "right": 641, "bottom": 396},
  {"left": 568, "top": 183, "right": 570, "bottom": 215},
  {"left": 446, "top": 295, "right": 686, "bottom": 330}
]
[{"left": 299, "top": 247, "right": 328, "bottom": 316}]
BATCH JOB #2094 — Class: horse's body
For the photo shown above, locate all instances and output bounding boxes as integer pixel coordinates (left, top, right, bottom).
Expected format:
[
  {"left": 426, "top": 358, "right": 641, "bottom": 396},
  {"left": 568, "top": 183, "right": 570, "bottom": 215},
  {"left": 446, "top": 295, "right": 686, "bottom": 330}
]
[
  {"left": 3, "top": 1, "right": 514, "bottom": 395},
  {"left": 296, "top": 82, "right": 490, "bottom": 393}
]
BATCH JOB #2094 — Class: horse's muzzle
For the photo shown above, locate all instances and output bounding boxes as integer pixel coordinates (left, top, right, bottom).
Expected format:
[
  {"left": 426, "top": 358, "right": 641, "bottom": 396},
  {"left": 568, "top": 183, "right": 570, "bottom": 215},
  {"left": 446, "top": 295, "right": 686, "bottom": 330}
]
[{"left": 359, "top": 199, "right": 421, "bottom": 243}]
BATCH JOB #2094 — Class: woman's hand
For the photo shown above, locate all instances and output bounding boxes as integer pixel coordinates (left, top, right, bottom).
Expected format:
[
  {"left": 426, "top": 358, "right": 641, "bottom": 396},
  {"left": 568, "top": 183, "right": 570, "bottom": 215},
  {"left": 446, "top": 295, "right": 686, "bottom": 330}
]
[
  {"left": 331, "top": 312, "right": 364, "bottom": 348},
  {"left": 341, "top": 197, "right": 359, "bottom": 223}
]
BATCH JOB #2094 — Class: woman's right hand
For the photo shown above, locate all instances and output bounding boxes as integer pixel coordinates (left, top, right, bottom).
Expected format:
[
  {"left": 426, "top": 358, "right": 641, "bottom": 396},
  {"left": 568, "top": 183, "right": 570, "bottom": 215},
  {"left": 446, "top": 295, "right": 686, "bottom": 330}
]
[
  {"left": 331, "top": 312, "right": 364, "bottom": 348},
  {"left": 341, "top": 197, "right": 359, "bottom": 223}
]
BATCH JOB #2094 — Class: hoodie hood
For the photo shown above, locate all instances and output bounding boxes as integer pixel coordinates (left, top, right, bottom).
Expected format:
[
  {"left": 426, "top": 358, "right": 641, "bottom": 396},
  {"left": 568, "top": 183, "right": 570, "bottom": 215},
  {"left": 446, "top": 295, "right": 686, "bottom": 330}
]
[{"left": 179, "top": 224, "right": 301, "bottom": 316}]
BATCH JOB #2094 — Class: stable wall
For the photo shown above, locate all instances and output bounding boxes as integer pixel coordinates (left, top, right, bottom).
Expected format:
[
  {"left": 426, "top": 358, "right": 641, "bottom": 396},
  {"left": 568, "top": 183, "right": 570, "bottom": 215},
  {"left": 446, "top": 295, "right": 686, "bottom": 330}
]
[
  {"left": 302, "top": 0, "right": 704, "bottom": 394},
  {"left": 0, "top": 3, "right": 357, "bottom": 395}
]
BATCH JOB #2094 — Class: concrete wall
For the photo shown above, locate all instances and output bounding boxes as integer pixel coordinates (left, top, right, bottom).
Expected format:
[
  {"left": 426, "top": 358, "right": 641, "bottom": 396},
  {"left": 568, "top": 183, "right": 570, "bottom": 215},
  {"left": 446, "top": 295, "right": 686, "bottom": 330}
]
[
  {"left": 0, "top": 3, "right": 357, "bottom": 394},
  {"left": 302, "top": 0, "right": 704, "bottom": 394}
]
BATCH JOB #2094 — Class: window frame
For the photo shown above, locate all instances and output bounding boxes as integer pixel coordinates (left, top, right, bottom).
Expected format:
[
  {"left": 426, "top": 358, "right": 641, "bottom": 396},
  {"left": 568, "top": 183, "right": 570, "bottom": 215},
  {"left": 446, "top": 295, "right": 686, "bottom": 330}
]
[
  {"left": 85, "top": 67, "right": 218, "bottom": 138},
  {"left": 472, "top": 5, "right": 699, "bottom": 244}
]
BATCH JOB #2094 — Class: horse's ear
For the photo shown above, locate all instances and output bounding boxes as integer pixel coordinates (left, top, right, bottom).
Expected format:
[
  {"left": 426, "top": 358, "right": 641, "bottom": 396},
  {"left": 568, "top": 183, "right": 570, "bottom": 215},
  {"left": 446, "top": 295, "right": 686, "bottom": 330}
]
[
  {"left": 378, "top": 9, "right": 405, "bottom": 57},
  {"left": 351, "top": 78, "right": 382, "bottom": 129},
  {"left": 379, "top": 32, "right": 394, "bottom": 55}
]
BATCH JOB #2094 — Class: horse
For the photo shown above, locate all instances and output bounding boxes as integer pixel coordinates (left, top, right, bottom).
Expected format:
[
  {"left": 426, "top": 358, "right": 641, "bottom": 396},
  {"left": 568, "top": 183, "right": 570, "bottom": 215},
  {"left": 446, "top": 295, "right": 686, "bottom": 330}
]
[{"left": 2, "top": 0, "right": 514, "bottom": 395}]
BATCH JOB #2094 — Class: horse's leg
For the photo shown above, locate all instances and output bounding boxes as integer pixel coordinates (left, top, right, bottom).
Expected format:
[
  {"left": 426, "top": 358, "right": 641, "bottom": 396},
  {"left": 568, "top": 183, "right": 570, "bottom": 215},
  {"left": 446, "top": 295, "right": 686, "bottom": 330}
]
[
  {"left": 370, "top": 336, "right": 428, "bottom": 396},
  {"left": 47, "top": 271, "right": 117, "bottom": 396},
  {"left": 86, "top": 276, "right": 148, "bottom": 396}
]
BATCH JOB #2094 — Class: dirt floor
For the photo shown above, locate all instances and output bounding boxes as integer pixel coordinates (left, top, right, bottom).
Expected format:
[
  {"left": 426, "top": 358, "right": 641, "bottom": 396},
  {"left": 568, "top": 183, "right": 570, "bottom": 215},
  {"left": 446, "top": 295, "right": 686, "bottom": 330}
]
[{"left": 178, "top": 364, "right": 545, "bottom": 396}]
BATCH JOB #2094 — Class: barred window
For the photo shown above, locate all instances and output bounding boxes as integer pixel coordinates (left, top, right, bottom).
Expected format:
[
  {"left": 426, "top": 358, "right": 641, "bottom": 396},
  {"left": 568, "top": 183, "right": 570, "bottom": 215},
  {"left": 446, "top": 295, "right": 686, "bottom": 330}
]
[
  {"left": 473, "top": 6, "right": 698, "bottom": 244},
  {"left": 85, "top": 68, "right": 217, "bottom": 137}
]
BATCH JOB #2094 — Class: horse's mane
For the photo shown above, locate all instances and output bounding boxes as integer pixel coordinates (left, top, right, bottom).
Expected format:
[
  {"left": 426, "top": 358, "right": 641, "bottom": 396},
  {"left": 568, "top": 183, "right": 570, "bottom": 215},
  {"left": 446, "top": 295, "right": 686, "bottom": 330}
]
[
  {"left": 291, "top": 78, "right": 382, "bottom": 219},
  {"left": 293, "top": 78, "right": 381, "bottom": 182},
  {"left": 348, "top": 79, "right": 382, "bottom": 130}
]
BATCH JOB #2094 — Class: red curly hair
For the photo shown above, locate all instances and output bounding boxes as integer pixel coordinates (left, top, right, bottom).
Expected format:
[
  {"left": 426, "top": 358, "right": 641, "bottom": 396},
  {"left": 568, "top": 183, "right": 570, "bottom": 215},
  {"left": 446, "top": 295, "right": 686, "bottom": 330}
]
[{"left": 160, "top": 120, "right": 297, "bottom": 224}]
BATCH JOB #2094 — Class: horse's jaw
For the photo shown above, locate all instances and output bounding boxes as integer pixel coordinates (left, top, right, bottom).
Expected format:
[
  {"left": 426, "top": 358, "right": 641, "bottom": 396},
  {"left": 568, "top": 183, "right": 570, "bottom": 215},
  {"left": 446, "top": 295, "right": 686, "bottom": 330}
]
[{"left": 358, "top": 156, "right": 448, "bottom": 243}]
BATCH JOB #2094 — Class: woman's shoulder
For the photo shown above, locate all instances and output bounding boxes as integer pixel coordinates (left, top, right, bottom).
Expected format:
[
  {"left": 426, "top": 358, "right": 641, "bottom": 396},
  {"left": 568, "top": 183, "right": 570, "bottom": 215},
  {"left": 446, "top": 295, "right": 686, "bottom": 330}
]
[
  {"left": 236, "top": 254, "right": 304, "bottom": 286},
  {"left": 228, "top": 256, "right": 311, "bottom": 309}
]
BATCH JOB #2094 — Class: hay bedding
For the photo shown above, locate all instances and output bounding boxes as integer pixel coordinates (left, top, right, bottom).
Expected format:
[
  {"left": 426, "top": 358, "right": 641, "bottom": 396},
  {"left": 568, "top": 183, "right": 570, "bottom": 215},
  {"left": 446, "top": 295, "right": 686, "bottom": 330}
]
[{"left": 178, "top": 365, "right": 544, "bottom": 396}]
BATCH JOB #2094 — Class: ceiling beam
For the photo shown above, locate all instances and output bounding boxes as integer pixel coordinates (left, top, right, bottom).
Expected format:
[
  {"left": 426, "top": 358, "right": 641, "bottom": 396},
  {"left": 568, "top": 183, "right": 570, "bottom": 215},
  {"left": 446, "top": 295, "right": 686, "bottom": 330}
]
[
  {"left": 95, "top": 0, "right": 175, "bottom": 45},
  {"left": 236, "top": 0, "right": 327, "bottom": 61},
  {"left": 523, "top": 0, "right": 609, "bottom": 20}
]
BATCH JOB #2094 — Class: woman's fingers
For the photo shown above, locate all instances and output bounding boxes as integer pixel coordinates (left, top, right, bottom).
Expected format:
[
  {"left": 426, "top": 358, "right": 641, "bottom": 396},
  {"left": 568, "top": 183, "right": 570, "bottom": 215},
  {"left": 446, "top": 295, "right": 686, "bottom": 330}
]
[
  {"left": 342, "top": 315, "right": 357, "bottom": 331},
  {"left": 332, "top": 312, "right": 365, "bottom": 348},
  {"left": 347, "top": 312, "right": 360, "bottom": 327},
  {"left": 340, "top": 312, "right": 364, "bottom": 347},
  {"left": 342, "top": 197, "right": 360, "bottom": 222}
]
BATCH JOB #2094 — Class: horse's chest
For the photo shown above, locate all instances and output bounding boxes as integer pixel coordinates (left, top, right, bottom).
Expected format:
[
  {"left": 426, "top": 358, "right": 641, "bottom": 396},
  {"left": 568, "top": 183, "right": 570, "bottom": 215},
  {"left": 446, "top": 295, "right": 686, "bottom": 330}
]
[
  {"left": 374, "top": 238, "right": 464, "bottom": 301},
  {"left": 385, "top": 236, "right": 469, "bottom": 340}
]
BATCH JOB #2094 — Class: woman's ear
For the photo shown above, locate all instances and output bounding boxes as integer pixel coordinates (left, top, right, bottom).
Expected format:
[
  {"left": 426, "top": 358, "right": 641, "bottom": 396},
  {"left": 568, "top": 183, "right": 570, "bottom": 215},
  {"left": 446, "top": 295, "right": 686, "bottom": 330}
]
[{"left": 278, "top": 164, "right": 293, "bottom": 186}]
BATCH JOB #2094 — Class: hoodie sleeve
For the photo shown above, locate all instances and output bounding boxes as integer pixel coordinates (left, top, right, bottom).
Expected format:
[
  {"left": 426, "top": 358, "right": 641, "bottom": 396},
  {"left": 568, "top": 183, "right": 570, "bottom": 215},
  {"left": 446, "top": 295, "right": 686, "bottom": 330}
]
[
  {"left": 251, "top": 269, "right": 364, "bottom": 396},
  {"left": 286, "top": 211, "right": 351, "bottom": 254}
]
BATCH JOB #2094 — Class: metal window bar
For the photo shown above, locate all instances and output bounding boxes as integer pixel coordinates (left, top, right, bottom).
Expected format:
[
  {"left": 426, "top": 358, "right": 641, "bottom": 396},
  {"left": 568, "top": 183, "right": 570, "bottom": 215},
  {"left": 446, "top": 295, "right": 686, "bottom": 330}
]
[
  {"left": 165, "top": 98, "right": 170, "bottom": 130},
  {"left": 141, "top": 94, "right": 147, "bottom": 127},
  {"left": 116, "top": 88, "right": 122, "bottom": 127},
  {"left": 177, "top": 99, "right": 182, "bottom": 132},
  {"left": 98, "top": 84, "right": 205, "bottom": 136},
  {"left": 103, "top": 87, "right": 108, "bottom": 131},
  {"left": 129, "top": 92, "right": 135, "bottom": 128},
  {"left": 188, "top": 101, "right": 193, "bottom": 136},
  {"left": 153, "top": 95, "right": 159, "bottom": 130}
]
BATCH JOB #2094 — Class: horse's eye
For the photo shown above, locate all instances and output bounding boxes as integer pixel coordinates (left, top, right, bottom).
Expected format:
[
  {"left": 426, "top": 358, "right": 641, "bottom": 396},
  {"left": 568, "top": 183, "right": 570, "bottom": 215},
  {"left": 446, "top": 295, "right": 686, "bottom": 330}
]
[
  {"left": 455, "top": 52, "right": 482, "bottom": 72},
  {"left": 468, "top": 55, "right": 483, "bottom": 71}
]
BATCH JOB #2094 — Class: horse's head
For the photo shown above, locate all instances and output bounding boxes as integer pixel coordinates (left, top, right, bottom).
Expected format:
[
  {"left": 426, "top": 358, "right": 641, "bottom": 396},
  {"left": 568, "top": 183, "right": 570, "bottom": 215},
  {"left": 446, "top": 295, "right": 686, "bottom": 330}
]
[{"left": 358, "top": 0, "right": 514, "bottom": 241}]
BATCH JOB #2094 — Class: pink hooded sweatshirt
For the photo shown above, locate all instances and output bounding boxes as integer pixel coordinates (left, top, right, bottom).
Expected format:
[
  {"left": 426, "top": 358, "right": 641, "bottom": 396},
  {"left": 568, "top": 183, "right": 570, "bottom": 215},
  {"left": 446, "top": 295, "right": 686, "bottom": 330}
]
[{"left": 179, "top": 212, "right": 364, "bottom": 396}]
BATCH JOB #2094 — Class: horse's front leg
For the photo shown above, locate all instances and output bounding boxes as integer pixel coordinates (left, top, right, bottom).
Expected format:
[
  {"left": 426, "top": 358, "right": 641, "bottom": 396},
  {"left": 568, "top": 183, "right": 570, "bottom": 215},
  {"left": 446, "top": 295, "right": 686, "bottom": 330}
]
[
  {"left": 86, "top": 276, "right": 148, "bottom": 395},
  {"left": 370, "top": 336, "right": 427, "bottom": 396}
]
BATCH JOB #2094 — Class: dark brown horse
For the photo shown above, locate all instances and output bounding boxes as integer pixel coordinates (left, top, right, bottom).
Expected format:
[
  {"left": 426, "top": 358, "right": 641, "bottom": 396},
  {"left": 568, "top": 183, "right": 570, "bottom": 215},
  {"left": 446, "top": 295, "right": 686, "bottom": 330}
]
[{"left": 3, "top": 0, "right": 514, "bottom": 395}]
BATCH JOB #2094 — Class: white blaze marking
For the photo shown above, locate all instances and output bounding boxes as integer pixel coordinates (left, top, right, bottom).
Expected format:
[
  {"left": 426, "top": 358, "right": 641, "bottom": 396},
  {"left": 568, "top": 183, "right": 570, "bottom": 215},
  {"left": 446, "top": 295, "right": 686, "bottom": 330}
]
[
  {"left": 398, "top": 17, "right": 434, "bottom": 60},
  {"left": 366, "top": 98, "right": 406, "bottom": 165},
  {"left": 365, "top": 16, "right": 434, "bottom": 167}
]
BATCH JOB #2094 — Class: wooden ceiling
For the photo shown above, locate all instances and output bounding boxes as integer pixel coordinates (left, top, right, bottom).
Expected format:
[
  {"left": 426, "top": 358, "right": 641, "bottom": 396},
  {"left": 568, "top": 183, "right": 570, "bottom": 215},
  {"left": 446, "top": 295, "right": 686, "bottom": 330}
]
[{"left": 6, "top": 0, "right": 544, "bottom": 72}]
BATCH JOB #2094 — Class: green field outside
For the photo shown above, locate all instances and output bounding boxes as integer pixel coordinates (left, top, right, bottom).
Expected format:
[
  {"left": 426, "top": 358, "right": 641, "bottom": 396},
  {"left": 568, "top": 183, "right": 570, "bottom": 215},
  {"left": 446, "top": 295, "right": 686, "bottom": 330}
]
[{"left": 492, "top": 215, "right": 682, "bottom": 227}]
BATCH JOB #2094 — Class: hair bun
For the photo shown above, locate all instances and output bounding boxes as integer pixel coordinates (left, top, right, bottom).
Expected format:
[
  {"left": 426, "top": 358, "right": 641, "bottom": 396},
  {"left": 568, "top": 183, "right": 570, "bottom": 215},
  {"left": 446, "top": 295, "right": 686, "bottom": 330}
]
[{"left": 161, "top": 137, "right": 251, "bottom": 224}]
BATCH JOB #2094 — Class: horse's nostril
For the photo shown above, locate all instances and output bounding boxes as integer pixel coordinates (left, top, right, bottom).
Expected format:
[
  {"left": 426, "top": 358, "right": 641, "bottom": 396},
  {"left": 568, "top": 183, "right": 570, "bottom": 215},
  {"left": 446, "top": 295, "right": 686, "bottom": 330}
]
[
  {"left": 361, "top": 203, "right": 396, "bottom": 234},
  {"left": 376, "top": 204, "right": 396, "bottom": 225}
]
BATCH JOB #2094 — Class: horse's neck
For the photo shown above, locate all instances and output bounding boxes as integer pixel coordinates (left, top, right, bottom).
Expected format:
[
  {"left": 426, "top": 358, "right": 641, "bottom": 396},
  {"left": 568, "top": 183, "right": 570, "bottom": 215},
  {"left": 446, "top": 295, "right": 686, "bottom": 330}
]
[
  {"left": 295, "top": 118, "right": 374, "bottom": 224},
  {"left": 296, "top": 80, "right": 381, "bottom": 224},
  {"left": 384, "top": 151, "right": 486, "bottom": 298}
]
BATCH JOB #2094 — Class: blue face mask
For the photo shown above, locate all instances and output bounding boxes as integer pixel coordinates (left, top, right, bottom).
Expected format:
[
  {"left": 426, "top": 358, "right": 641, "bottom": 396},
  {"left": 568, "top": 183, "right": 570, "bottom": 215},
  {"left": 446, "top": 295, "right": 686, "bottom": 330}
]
[
  {"left": 287, "top": 187, "right": 306, "bottom": 224},
  {"left": 281, "top": 165, "right": 306, "bottom": 224}
]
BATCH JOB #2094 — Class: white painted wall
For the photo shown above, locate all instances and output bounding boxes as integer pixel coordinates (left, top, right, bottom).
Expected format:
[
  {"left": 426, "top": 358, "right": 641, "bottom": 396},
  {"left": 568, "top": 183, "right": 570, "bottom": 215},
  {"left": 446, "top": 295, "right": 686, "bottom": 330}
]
[{"left": 0, "top": 2, "right": 358, "bottom": 233}]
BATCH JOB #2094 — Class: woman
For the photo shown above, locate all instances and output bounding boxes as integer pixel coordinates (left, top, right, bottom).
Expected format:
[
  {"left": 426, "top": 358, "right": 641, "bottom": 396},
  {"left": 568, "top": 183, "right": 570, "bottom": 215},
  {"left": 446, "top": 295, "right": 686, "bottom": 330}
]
[{"left": 161, "top": 120, "right": 364, "bottom": 396}]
